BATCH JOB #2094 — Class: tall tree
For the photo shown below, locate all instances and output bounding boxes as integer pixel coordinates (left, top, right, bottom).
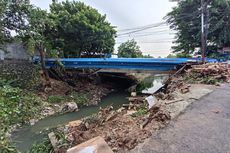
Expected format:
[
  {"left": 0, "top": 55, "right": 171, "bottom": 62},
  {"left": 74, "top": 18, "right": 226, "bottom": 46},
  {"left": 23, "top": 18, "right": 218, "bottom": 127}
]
[
  {"left": 166, "top": 0, "right": 230, "bottom": 54},
  {"left": 118, "top": 39, "right": 143, "bottom": 58},
  {"left": 0, "top": 0, "right": 29, "bottom": 45},
  {"left": 19, "top": 7, "right": 54, "bottom": 88},
  {"left": 48, "top": 1, "right": 116, "bottom": 58}
]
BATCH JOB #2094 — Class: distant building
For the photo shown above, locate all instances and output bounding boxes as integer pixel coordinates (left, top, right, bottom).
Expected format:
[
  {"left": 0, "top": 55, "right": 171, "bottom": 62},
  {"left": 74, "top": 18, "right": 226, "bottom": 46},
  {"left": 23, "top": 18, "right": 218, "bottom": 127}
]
[
  {"left": 0, "top": 50, "right": 4, "bottom": 60},
  {"left": 0, "top": 43, "right": 30, "bottom": 60},
  {"left": 223, "top": 47, "right": 230, "bottom": 54}
]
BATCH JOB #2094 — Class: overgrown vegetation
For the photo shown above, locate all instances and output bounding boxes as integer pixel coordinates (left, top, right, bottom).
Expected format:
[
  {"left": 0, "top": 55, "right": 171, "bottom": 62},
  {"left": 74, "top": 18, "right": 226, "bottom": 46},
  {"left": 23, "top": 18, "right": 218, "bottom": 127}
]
[
  {"left": 136, "top": 78, "right": 154, "bottom": 94},
  {"left": 47, "top": 92, "right": 89, "bottom": 106},
  {"left": 29, "top": 129, "right": 69, "bottom": 153},
  {"left": 0, "top": 62, "right": 40, "bottom": 89},
  {"left": 0, "top": 85, "right": 43, "bottom": 152}
]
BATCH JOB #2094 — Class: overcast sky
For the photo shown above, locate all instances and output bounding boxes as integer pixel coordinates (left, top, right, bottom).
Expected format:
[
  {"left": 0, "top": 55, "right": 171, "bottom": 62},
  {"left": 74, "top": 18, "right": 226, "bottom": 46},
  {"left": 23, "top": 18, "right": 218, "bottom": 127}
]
[{"left": 31, "top": 0, "right": 177, "bottom": 57}]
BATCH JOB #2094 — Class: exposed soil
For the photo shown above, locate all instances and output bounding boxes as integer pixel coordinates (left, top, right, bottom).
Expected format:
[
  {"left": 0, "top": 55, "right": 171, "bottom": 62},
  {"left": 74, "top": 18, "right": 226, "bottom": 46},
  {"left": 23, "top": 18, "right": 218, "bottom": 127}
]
[
  {"left": 63, "top": 64, "right": 229, "bottom": 153},
  {"left": 66, "top": 105, "right": 170, "bottom": 153}
]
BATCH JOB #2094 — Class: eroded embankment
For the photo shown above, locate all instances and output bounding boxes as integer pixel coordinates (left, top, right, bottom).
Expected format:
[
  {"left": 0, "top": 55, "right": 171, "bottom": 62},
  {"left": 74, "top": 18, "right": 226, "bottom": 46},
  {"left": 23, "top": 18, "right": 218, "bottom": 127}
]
[
  {"left": 0, "top": 60, "right": 137, "bottom": 152},
  {"left": 53, "top": 63, "right": 230, "bottom": 153}
]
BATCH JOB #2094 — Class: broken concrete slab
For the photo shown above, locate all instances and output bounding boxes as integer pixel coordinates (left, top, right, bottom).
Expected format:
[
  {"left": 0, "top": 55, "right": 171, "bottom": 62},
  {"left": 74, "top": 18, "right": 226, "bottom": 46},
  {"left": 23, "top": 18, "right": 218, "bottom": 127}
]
[
  {"left": 67, "top": 136, "right": 114, "bottom": 153},
  {"left": 48, "top": 132, "right": 59, "bottom": 153},
  {"left": 145, "top": 95, "right": 157, "bottom": 109}
]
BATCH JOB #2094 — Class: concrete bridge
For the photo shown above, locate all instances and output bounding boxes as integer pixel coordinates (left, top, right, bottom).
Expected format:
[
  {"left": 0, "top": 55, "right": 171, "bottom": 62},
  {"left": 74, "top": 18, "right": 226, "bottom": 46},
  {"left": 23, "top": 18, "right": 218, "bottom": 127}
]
[{"left": 45, "top": 58, "right": 217, "bottom": 71}]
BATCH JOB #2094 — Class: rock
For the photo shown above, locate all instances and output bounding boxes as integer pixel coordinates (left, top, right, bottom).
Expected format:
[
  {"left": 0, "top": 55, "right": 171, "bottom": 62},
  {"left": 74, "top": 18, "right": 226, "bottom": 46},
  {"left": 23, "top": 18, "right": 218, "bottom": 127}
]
[
  {"left": 145, "top": 95, "right": 157, "bottom": 109},
  {"left": 42, "top": 107, "right": 55, "bottom": 116},
  {"left": 131, "top": 92, "right": 137, "bottom": 97},
  {"left": 54, "top": 104, "right": 61, "bottom": 109},
  {"left": 48, "top": 132, "right": 59, "bottom": 153},
  {"left": 29, "top": 119, "right": 37, "bottom": 126},
  {"left": 61, "top": 102, "right": 78, "bottom": 113}
]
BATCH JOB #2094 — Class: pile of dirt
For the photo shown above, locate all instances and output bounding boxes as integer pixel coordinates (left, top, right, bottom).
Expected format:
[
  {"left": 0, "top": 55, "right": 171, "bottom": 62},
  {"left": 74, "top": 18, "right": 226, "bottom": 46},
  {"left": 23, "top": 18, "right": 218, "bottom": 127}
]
[
  {"left": 184, "top": 63, "right": 230, "bottom": 84},
  {"left": 66, "top": 104, "right": 170, "bottom": 152}
]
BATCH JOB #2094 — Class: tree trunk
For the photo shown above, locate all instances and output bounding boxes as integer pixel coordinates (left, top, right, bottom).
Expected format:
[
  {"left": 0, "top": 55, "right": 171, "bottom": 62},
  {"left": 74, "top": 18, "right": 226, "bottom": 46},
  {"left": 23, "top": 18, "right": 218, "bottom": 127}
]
[{"left": 38, "top": 45, "right": 51, "bottom": 89}]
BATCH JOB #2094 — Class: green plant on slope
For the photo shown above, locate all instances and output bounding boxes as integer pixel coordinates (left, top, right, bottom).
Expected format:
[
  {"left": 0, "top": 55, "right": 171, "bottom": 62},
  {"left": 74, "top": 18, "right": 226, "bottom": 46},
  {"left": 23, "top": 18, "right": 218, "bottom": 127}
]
[{"left": 0, "top": 85, "right": 43, "bottom": 153}]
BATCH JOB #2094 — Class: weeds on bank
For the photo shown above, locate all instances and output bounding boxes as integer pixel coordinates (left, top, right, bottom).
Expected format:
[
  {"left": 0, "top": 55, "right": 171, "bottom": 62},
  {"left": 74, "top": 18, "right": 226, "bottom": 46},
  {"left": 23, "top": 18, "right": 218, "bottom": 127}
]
[
  {"left": 29, "top": 129, "right": 69, "bottom": 153},
  {"left": 0, "top": 84, "right": 43, "bottom": 153},
  {"left": 131, "top": 105, "right": 148, "bottom": 118}
]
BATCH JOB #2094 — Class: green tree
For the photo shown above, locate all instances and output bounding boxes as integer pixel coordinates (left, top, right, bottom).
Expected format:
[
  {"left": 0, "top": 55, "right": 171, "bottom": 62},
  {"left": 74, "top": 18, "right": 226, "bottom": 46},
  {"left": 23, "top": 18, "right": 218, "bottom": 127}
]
[
  {"left": 0, "top": 0, "right": 29, "bottom": 45},
  {"left": 48, "top": 1, "right": 116, "bottom": 58},
  {"left": 166, "top": 0, "right": 230, "bottom": 54},
  {"left": 118, "top": 39, "right": 143, "bottom": 58},
  {"left": 19, "top": 7, "right": 54, "bottom": 88}
]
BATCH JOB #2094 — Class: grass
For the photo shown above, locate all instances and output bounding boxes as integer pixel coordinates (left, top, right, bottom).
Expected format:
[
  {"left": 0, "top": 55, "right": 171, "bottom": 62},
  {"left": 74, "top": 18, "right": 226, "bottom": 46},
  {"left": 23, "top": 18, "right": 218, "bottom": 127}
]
[
  {"left": 69, "top": 92, "right": 89, "bottom": 105},
  {"left": 131, "top": 105, "right": 148, "bottom": 118},
  {"left": 29, "top": 129, "right": 69, "bottom": 153},
  {"left": 47, "top": 95, "right": 65, "bottom": 104}
]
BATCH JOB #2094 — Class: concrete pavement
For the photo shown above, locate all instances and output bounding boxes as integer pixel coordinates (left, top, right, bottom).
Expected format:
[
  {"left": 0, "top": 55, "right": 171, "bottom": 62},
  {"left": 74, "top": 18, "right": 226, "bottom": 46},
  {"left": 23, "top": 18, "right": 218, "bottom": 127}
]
[{"left": 131, "top": 84, "right": 230, "bottom": 153}]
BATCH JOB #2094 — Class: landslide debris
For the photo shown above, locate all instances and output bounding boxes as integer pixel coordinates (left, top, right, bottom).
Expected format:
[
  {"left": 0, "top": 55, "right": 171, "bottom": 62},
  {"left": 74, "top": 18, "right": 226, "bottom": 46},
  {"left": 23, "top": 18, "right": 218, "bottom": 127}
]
[
  {"left": 66, "top": 103, "right": 170, "bottom": 152},
  {"left": 184, "top": 63, "right": 230, "bottom": 84}
]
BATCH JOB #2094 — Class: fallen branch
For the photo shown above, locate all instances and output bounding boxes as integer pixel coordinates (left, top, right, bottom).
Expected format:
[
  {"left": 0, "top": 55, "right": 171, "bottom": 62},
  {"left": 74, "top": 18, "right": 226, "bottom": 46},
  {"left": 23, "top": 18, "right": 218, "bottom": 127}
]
[{"left": 165, "top": 98, "right": 184, "bottom": 105}]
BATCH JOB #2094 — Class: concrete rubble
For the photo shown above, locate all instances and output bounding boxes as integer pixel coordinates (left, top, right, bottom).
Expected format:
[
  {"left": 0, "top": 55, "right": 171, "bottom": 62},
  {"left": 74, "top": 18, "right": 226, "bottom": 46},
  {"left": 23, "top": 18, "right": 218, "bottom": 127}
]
[
  {"left": 67, "top": 136, "right": 114, "bottom": 153},
  {"left": 186, "top": 63, "right": 230, "bottom": 84},
  {"left": 63, "top": 63, "right": 228, "bottom": 153}
]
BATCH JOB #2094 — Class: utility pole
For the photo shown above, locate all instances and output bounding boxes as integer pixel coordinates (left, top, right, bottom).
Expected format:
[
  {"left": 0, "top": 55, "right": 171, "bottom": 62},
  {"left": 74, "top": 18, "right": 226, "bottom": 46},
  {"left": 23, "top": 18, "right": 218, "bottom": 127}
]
[
  {"left": 201, "top": 0, "right": 210, "bottom": 64},
  {"left": 201, "top": 0, "right": 206, "bottom": 63}
]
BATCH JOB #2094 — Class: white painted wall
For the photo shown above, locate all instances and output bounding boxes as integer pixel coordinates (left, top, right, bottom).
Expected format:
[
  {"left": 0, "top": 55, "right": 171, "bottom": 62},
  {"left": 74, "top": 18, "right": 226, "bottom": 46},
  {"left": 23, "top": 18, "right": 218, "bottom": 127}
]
[{"left": 0, "top": 43, "right": 30, "bottom": 60}]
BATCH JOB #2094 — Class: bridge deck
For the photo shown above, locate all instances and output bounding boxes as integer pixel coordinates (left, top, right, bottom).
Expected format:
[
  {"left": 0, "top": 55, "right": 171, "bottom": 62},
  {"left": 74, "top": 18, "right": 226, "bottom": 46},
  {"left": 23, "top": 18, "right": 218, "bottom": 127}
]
[{"left": 45, "top": 58, "right": 217, "bottom": 71}]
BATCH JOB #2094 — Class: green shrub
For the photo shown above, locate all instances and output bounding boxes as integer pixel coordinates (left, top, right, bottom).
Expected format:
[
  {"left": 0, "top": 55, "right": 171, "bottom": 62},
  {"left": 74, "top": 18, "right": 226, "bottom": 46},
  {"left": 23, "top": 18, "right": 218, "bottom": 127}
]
[
  {"left": 0, "top": 85, "right": 43, "bottom": 153},
  {"left": 69, "top": 92, "right": 89, "bottom": 105},
  {"left": 48, "top": 95, "right": 65, "bottom": 104},
  {"left": 131, "top": 105, "right": 148, "bottom": 117}
]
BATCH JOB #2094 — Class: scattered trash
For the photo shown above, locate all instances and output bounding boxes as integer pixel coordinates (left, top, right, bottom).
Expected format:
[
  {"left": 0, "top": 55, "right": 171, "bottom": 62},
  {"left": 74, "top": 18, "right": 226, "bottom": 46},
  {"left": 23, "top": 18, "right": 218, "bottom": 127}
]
[{"left": 145, "top": 95, "right": 157, "bottom": 109}]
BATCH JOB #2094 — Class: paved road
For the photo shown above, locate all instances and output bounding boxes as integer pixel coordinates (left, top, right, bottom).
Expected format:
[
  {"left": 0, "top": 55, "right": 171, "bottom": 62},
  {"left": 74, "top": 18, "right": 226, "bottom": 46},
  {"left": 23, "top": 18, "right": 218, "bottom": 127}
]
[{"left": 132, "top": 84, "right": 230, "bottom": 153}]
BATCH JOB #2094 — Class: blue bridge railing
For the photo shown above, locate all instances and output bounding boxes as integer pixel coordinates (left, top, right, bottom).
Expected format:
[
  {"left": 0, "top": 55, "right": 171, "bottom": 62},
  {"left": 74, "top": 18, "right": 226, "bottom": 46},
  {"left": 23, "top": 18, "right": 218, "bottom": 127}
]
[{"left": 43, "top": 58, "right": 218, "bottom": 71}]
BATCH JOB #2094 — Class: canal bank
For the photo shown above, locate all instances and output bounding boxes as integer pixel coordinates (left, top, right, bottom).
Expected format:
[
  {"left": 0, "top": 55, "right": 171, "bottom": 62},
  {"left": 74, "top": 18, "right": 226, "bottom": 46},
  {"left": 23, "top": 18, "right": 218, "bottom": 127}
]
[
  {"left": 11, "top": 71, "right": 167, "bottom": 152},
  {"left": 12, "top": 91, "right": 130, "bottom": 152}
]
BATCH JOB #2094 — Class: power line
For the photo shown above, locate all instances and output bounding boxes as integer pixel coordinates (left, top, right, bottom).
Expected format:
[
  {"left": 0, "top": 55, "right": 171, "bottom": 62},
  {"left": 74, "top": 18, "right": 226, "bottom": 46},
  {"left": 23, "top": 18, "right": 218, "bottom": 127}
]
[
  {"left": 116, "top": 40, "right": 174, "bottom": 44},
  {"left": 116, "top": 22, "right": 167, "bottom": 36},
  {"left": 116, "top": 30, "right": 175, "bottom": 39},
  {"left": 116, "top": 22, "right": 167, "bottom": 32}
]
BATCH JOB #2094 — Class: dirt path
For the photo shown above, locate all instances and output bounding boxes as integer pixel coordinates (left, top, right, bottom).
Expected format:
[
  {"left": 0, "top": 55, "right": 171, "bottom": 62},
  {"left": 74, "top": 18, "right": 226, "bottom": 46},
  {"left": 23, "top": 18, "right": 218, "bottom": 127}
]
[{"left": 130, "top": 84, "right": 230, "bottom": 153}]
